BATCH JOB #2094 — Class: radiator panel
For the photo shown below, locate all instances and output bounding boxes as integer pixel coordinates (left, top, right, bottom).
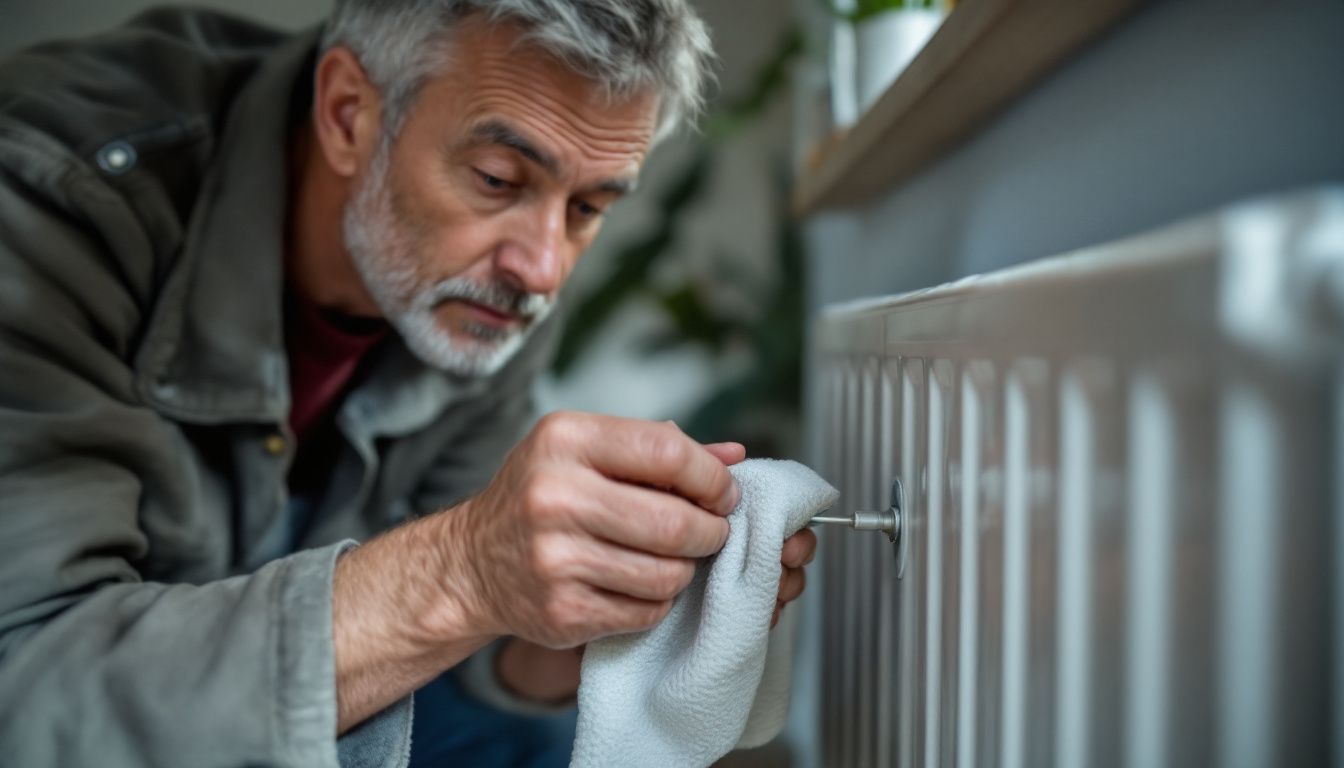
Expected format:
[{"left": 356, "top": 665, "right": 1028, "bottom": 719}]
[{"left": 812, "top": 189, "right": 1344, "bottom": 767}]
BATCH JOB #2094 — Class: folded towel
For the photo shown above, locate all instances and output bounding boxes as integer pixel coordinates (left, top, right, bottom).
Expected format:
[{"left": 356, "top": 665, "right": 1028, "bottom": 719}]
[{"left": 571, "top": 459, "right": 840, "bottom": 767}]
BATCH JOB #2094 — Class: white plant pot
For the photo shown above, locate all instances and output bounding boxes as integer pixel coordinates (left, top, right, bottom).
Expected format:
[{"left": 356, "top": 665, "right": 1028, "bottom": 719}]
[
  {"left": 854, "top": 8, "right": 943, "bottom": 113},
  {"left": 829, "top": 20, "right": 860, "bottom": 127}
]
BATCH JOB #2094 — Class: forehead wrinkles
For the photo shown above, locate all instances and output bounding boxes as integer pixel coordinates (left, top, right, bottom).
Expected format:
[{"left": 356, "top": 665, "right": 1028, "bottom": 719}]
[{"left": 449, "top": 42, "right": 656, "bottom": 171}]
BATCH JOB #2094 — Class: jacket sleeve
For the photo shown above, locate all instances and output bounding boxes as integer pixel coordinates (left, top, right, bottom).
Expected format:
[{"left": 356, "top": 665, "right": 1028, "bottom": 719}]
[{"left": 0, "top": 134, "right": 385, "bottom": 766}]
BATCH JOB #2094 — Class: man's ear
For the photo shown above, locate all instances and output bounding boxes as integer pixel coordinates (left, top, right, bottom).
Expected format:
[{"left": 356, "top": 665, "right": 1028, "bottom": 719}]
[{"left": 311, "top": 46, "right": 383, "bottom": 178}]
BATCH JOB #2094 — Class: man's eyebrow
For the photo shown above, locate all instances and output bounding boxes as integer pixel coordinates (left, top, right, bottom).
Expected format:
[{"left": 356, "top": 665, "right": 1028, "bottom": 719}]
[
  {"left": 468, "top": 119, "right": 640, "bottom": 196},
  {"left": 594, "top": 177, "right": 637, "bottom": 196},
  {"left": 468, "top": 120, "right": 559, "bottom": 177}
]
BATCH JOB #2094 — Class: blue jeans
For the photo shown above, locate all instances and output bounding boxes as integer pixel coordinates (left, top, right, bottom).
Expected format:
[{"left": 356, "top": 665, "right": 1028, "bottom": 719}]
[{"left": 408, "top": 673, "right": 578, "bottom": 768}]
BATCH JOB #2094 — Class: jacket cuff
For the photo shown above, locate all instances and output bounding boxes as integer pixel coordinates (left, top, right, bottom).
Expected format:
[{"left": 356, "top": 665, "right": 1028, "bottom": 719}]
[
  {"left": 273, "top": 540, "right": 411, "bottom": 768},
  {"left": 338, "top": 696, "right": 414, "bottom": 768},
  {"left": 454, "top": 639, "right": 577, "bottom": 717}
]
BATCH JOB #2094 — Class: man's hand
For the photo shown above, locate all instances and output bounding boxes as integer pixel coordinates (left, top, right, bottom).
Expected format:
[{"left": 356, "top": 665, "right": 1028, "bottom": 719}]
[
  {"left": 496, "top": 524, "right": 820, "bottom": 703},
  {"left": 331, "top": 415, "right": 823, "bottom": 730},
  {"left": 437, "top": 412, "right": 741, "bottom": 649},
  {"left": 332, "top": 414, "right": 738, "bottom": 732},
  {"left": 492, "top": 444, "right": 819, "bottom": 707}
]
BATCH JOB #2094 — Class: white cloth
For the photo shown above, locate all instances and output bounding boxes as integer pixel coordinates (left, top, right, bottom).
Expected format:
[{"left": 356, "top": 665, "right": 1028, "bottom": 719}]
[{"left": 571, "top": 459, "right": 839, "bottom": 767}]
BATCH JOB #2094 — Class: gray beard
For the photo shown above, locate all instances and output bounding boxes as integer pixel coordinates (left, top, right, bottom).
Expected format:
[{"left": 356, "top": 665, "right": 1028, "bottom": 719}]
[{"left": 341, "top": 148, "right": 555, "bottom": 377}]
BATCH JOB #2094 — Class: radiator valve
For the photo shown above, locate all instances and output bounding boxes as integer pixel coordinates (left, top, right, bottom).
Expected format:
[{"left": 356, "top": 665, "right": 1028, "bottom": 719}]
[
  {"left": 809, "top": 509, "right": 899, "bottom": 542},
  {"left": 807, "top": 477, "right": 908, "bottom": 578}
]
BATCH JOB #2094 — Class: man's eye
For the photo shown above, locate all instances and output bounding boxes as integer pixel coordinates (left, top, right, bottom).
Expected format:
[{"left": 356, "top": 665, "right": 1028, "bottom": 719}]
[
  {"left": 475, "top": 170, "right": 513, "bottom": 191},
  {"left": 573, "top": 200, "right": 603, "bottom": 219}
]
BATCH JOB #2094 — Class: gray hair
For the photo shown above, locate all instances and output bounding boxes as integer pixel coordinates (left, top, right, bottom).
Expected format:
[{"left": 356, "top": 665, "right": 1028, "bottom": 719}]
[{"left": 322, "top": 0, "right": 717, "bottom": 143}]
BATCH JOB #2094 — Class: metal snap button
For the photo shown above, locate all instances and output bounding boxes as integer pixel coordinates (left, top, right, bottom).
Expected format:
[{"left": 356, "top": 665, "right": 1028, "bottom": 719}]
[
  {"left": 96, "top": 141, "right": 137, "bottom": 175},
  {"left": 151, "top": 378, "right": 177, "bottom": 399},
  {"left": 263, "top": 434, "right": 287, "bottom": 456}
]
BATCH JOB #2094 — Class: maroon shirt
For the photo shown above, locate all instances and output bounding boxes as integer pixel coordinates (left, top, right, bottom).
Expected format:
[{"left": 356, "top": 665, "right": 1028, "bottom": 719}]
[{"left": 284, "top": 289, "right": 388, "bottom": 496}]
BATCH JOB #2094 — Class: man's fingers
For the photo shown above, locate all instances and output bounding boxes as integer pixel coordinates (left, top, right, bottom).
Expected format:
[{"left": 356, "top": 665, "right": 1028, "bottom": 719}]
[
  {"left": 524, "top": 582, "right": 672, "bottom": 648},
  {"left": 585, "top": 587, "right": 675, "bottom": 638},
  {"left": 701, "top": 441, "right": 746, "bottom": 467},
  {"left": 577, "top": 476, "right": 730, "bottom": 558},
  {"left": 567, "top": 537, "right": 699, "bottom": 602},
  {"left": 778, "top": 565, "right": 806, "bottom": 604},
  {"left": 664, "top": 422, "right": 743, "bottom": 469},
  {"left": 544, "top": 413, "right": 738, "bottom": 516},
  {"left": 781, "top": 528, "right": 817, "bottom": 568}
]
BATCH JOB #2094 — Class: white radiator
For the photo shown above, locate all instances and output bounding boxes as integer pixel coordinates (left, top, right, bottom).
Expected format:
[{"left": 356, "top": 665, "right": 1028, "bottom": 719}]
[{"left": 811, "top": 188, "right": 1344, "bottom": 768}]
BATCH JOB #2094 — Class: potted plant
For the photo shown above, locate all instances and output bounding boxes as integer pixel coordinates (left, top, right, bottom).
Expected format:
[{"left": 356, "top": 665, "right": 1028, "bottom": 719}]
[{"left": 826, "top": 0, "right": 944, "bottom": 113}]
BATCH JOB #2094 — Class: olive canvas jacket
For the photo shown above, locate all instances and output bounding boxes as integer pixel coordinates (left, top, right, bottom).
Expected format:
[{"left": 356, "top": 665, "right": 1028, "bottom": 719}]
[{"left": 0, "top": 8, "right": 558, "bottom": 766}]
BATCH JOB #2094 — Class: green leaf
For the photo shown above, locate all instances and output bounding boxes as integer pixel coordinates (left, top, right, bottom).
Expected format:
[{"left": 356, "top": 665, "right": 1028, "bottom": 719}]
[{"left": 650, "top": 285, "right": 734, "bottom": 351}]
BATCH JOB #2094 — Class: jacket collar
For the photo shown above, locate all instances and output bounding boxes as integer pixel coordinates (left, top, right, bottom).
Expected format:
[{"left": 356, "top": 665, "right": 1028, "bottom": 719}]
[{"left": 135, "top": 26, "right": 316, "bottom": 424}]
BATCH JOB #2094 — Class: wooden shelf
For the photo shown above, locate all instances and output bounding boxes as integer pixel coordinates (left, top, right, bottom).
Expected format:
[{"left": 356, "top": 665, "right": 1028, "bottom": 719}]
[{"left": 794, "top": 0, "right": 1145, "bottom": 214}]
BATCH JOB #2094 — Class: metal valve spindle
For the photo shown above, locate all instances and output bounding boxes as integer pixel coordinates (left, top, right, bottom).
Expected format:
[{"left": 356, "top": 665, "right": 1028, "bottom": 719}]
[{"left": 809, "top": 508, "right": 900, "bottom": 543}]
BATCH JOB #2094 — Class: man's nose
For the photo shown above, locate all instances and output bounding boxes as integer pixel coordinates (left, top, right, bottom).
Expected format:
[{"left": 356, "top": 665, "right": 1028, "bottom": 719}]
[{"left": 496, "top": 201, "right": 567, "bottom": 296}]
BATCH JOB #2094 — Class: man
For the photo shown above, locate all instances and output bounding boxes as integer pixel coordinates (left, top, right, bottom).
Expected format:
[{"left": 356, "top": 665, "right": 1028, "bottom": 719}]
[{"left": 0, "top": 1, "right": 817, "bottom": 766}]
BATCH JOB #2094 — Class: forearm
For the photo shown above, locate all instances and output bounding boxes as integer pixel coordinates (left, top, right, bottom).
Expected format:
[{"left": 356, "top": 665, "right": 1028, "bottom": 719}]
[{"left": 333, "top": 507, "right": 496, "bottom": 733}]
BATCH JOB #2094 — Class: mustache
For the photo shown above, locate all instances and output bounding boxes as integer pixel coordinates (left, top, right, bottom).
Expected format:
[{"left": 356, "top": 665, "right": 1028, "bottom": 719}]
[{"left": 418, "top": 278, "right": 552, "bottom": 319}]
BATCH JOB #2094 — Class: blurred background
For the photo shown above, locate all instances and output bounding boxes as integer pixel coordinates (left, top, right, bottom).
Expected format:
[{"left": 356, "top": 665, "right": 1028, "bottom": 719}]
[{"left": 7, "top": 0, "right": 1342, "bottom": 765}]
